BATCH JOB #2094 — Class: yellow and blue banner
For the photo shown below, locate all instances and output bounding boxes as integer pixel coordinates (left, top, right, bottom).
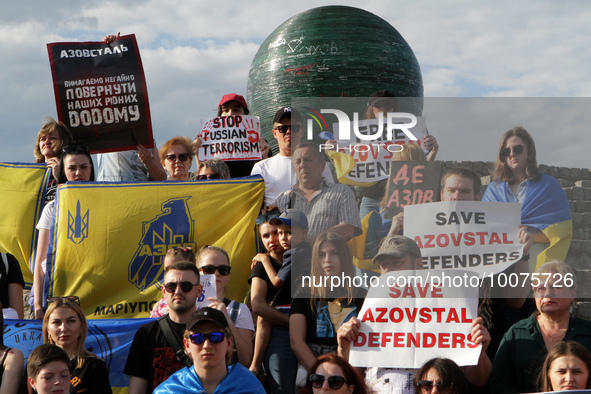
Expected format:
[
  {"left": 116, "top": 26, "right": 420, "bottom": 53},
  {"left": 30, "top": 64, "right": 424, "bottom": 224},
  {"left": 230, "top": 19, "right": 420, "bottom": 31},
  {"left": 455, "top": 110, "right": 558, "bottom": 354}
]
[
  {"left": 46, "top": 177, "right": 264, "bottom": 318},
  {"left": 0, "top": 162, "right": 49, "bottom": 286},
  {"left": 4, "top": 317, "right": 152, "bottom": 394}
]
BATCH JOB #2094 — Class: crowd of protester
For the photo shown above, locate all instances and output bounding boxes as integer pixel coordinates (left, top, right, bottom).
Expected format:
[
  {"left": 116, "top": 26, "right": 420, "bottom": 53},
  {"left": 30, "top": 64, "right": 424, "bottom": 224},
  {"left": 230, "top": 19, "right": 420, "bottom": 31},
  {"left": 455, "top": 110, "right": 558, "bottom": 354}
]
[{"left": 1, "top": 77, "right": 579, "bottom": 394}]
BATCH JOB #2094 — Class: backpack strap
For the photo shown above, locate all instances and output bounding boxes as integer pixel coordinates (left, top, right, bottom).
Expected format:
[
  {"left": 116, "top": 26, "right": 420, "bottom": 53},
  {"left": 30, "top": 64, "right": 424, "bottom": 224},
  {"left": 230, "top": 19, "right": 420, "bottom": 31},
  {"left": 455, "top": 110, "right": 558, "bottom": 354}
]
[
  {"left": 157, "top": 315, "right": 193, "bottom": 367},
  {"left": 222, "top": 297, "right": 241, "bottom": 324}
]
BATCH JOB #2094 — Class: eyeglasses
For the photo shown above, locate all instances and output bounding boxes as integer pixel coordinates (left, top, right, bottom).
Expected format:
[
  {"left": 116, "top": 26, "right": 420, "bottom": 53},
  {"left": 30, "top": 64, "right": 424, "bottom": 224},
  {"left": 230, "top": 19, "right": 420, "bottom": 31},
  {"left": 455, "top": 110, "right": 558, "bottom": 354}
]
[
  {"left": 256, "top": 210, "right": 281, "bottom": 225},
  {"left": 165, "top": 153, "right": 190, "bottom": 162},
  {"left": 47, "top": 295, "right": 80, "bottom": 305},
  {"left": 417, "top": 380, "right": 446, "bottom": 391},
  {"left": 200, "top": 265, "right": 231, "bottom": 276},
  {"left": 188, "top": 332, "right": 226, "bottom": 345},
  {"left": 500, "top": 145, "right": 525, "bottom": 158},
  {"left": 163, "top": 281, "right": 200, "bottom": 293},
  {"left": 197, "top": 174, "right": 221, "bottom": 180},
  {"left": 274, "top": 124, "right": 302, "bottom": 133},
  {"left": 309, "top": 374, "right": 348, "bottom": 390}
]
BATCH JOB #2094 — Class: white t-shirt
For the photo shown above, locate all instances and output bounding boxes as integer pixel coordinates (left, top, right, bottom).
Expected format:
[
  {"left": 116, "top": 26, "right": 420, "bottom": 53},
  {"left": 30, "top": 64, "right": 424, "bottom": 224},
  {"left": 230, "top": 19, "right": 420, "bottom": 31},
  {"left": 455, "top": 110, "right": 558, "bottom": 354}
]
[
  {"left": 35, "top": 200, "right": 55, "bottom": 275},
  {"left": 251, "top": 154, "right": 334, "bottom": 207},
  {"left": 226, "top": 300, "right": 255, "bottom": 331}
]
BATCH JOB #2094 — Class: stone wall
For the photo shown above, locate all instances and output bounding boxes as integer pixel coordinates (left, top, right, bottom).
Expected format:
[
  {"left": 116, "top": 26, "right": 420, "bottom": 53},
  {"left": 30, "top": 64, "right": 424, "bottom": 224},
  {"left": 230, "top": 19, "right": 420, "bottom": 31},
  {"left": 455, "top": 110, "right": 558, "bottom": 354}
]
[{"left": 441, "top": 161, "right": 591, "bottom": 318}]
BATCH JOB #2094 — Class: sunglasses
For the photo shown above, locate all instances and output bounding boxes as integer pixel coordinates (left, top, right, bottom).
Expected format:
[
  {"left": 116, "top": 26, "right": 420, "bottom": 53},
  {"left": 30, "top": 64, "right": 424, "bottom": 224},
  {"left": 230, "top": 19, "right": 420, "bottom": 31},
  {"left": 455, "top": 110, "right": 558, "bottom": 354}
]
[
  {"left": 274, "top": 124, "right": 302, "bottom": 133},
  {"left": 309, "top": 374, "right": 348, "bottom": 390},
  {"left": 47, "top": 295, "right": 80, "bottom": 305},
  {"left": 500, "top": 145, "right": 525, "bottom": 158},
  {"left": 417, "top": 380, "right": 446, "bottom": 391},
  {"left": 200, "top": 264, "right": 231, "bottom": 276},
  {"left": 188, "top": 332, "right": 226, "bottom": 345},
  {"left": 163, "top": 281, "right": 200, "bottom": 293},
  {"left": 197, "top": 174, "right": 221, "bottom": 180},
  {"left": 165, "top": 153, "right": 190, "bottom": 162},
  {"left": 256, "top": 210, "right": 281, "bottom": 225}
]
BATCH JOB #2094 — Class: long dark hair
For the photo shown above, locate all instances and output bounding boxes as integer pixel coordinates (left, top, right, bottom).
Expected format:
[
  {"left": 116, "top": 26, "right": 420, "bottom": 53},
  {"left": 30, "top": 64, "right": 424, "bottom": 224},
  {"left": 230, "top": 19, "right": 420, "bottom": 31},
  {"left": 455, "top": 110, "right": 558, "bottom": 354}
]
[
  {"left": 300, "top": 353, "right": 372, "bottom": 394},
  {"left": 415, "top": 358, "right": 468, "bottom": 394},
  {"left": 57, "top": 143, "right": 95, "bottom": 183},
  {"left": 491, "top": 126, "right": 541, "bottom": 182},
  {"left": 539, "top": 341, "right": 591, "bottom": 392},
  {"left": 0, "top": 301, "right": 5, "bottom": 351}
]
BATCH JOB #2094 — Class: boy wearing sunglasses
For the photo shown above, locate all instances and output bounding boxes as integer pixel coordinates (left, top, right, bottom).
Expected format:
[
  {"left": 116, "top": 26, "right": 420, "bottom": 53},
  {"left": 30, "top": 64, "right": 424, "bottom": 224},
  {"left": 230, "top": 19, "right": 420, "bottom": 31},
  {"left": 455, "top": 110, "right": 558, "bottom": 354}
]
[
  {"left": 125, "top": 262, "right": 202, "bottom": 394},
  {"left": 154, "top": 307, "right": 265, "bottom": 393}
]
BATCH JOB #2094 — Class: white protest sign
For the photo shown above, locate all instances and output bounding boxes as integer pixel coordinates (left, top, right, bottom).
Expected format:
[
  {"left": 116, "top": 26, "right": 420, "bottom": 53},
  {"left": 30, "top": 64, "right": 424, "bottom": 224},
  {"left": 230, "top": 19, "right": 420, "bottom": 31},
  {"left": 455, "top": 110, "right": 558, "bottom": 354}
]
[
  {"left": 332, "top": 117, "right": 428, "bottom": 185},
  {"left": 195, "top": 274, "right": 217, "bottom": 308},
  {"left": 404, "top": 201, "right": 523, "bottom": 277},
  {"left": 349, "top": 270, "right": 480, "bottom": 369},
  {"left": 199, "top": 115, "right": 261, "bottom": 161}
]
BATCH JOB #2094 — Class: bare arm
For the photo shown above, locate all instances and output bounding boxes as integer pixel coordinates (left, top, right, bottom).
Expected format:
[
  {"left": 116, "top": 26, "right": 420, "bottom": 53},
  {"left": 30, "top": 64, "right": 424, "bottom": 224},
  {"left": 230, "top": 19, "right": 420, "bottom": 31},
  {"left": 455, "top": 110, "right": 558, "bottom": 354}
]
[
  {"left": 424, "top": 134, "right": 439, "bottom": 161},
  {"left": 336, "top": 317, "right": 360, "bottom": 362},
  {"left": 127, "top": 376, "right": 148, "bottom": 394},
  {"left": 463, "top": 317, "right": 492, "bottom": 387},
  {"left": 7, "top": 283, "right": 24, "bottom": 319},
  {"left": 136, "top": 144, "right": 167, "bottom": 181},
  {"left": 387, "top": 212, "right": 404, "bottom": 237},
  {"left": 1, "top": 348, "right": 24, "bottom": 394},
  {"left": 250, "top": 278, "right": 289, "bottom": 326},
  {"left": 252, "top": 254, "right": 284, "bottom": 288},
  {"left": 33, "top": 228, "right": 49, "bottom": 319},
  {"left": 289, "top": 313, "right": 317, "bottom": 373}
]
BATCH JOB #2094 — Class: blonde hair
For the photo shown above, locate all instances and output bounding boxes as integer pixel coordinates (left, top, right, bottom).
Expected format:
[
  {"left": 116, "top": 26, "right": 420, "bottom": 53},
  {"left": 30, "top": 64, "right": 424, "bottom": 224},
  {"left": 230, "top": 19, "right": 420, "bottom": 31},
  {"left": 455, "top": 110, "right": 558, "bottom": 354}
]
[
  {"left": 159, "top": 136, "right": 195, "bottom": 161},
  {"left": 33, "top": 118, "right": 73, "bottom": 163}
]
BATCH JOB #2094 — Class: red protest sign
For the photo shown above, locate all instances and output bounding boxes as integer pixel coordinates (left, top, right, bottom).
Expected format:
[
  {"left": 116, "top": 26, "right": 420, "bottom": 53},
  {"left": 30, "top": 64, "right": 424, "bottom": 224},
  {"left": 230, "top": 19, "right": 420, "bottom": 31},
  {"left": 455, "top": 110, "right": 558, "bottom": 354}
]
[{"left": 47, "top": 34, "right": 153, "bottom": 154}]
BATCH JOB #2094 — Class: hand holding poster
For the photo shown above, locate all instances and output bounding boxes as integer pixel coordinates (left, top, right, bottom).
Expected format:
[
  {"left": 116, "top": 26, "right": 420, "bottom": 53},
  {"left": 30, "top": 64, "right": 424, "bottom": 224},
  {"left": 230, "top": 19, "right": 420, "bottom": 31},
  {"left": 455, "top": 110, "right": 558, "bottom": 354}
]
[
  {"left": 404, "top": 201, "right": 523, "bottom": 277},
  {"left": 47, "top": 34, "right": 153, "bottom": 153},
  {"left": 384, "top": 161, "right": 443, "bottom": 219},
  {"left": 349, "top": 270, "right": 480, "bottom": 369},
  {"left": 199, "top": 115, "right": 261, "bottom": 161},
  {"left": 331, "top": 116, "right": 428, "bottom": 186}
]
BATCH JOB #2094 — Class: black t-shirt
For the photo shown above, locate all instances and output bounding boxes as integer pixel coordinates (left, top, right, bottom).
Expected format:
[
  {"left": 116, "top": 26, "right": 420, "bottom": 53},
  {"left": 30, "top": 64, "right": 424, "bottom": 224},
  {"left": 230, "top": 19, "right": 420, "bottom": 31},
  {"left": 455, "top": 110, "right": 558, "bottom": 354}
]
[
  {"left": 291, "top": 293, "right": 366, "bottom": 346},
  {"left": 249, "top": 256, "right": 292, "bottom": 307},
  {"left": 0, "top": 253, "right": 25, "bottom": 308},
  {"left": 70, "top": 354, "right": 112, "bottom": 394},
  {"left": 124, "top": 315, "right": 186, "bottom": 393}
]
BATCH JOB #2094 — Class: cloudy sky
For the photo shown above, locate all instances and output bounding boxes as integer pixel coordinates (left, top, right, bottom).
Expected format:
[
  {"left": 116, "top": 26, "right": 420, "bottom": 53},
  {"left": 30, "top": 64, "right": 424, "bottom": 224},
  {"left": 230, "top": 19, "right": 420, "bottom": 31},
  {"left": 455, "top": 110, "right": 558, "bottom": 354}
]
[{"left": 1, "top": 0, "right": 589, "bottom": 169}]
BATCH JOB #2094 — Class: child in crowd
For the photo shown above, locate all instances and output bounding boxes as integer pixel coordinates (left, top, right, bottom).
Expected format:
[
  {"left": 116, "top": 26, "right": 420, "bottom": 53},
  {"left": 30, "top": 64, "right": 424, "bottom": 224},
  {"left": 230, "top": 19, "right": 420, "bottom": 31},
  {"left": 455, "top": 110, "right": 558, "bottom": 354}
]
[
  {"left": 150, "top": 247, "right": 196, "bottom": 317},
  {"left": 249, "top": 209, "right": 311, "bottom": 376}
]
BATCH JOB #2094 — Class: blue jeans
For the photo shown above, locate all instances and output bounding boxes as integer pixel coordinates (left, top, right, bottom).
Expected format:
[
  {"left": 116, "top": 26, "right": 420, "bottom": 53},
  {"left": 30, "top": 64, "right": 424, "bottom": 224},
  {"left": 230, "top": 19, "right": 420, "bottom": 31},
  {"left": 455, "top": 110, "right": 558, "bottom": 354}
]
[{"left": 264, "top": 325, "right": 297, "bottom": 394}]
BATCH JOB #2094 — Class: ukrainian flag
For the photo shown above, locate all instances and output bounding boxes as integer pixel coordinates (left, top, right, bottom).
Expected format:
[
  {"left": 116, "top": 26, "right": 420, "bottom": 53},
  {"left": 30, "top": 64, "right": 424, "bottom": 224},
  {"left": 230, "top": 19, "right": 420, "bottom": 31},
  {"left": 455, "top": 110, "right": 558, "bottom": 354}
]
[
  {"left": 0, "top": 162, "right": 49, "bottom": 286},
  {"left": 46, "top": 177, "right": 264, "bottom": 318}
]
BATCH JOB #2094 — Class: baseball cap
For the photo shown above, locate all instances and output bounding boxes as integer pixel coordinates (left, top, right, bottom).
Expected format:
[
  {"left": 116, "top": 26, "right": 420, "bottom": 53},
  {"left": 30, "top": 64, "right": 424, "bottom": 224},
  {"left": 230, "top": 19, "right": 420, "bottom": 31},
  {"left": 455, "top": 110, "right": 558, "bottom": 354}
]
[
  {"left": 218, "top": 93, "right": 248, "bottom": 110},
  {"left": 372, "top": 235, "right": 421, "bottom": 265},
  {"left": 367, "top": 90, "right": 397, "bottom": 108},
  {"left": 272, "top": 107, "right": 302, "bottom": 124},
  {"left": 270, "top": 209, "right": 308, "bottom": 229},
  {"left": 186, "top": 307, "right": 229, "bottom": 331}
]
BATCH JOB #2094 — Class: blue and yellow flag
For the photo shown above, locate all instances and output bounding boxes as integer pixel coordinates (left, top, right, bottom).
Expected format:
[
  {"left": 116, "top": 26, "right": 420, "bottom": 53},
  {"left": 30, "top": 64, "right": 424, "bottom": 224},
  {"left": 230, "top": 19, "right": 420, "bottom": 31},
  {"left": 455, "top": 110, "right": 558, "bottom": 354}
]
[
  {"left": 47, "top": 177, "right": 264, "bottom": 318},
  {"left": 0, "top": 162, "right": 49, "bottom": 286}
]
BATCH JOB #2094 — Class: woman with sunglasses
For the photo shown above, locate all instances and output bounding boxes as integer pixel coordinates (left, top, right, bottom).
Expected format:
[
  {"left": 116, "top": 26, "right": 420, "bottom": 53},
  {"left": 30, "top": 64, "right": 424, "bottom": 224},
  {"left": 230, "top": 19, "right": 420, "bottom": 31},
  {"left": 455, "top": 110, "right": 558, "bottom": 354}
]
[
  {"left": 482, "top": 127, "right": 571, "bottom": 268},
  {"left": 190, "top": 157, "right": 231, "bottom": 180},
  {"left": 160, "top": 136, "right": 194, "bottom": 181},
  {"left": 32, "top": 143, "right": 95, "bottom": 320},
  {"left": 290, "top": 233, "right": 366, "bottom": 382},
  {"left": 301, "top": 353, "right": 370, "bottom": 394},
  {"left": 42, "top": 296, "right": 112, "bottom": 394},
  {"left": 196, "top": 245, "right": 254, "bottom": 366},
  {"left": 154, "top": 307, "right": 264, "bottom": 393},
  {"left": 414, "top": 358, "right": 468, "bottom": 394}
]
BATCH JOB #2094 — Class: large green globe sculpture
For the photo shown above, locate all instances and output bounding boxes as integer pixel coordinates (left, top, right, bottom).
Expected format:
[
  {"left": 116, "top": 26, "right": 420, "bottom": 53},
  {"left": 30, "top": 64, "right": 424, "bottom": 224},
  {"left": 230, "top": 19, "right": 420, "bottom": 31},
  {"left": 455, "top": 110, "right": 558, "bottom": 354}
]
[{"left": 247, "top": 5, "right": 423, "bottom": 151}]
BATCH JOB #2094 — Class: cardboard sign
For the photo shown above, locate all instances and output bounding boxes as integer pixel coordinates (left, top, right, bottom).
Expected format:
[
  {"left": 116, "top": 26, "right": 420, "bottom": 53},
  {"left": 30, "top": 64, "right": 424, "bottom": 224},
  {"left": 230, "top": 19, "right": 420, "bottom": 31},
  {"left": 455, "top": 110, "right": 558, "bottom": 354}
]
[
  {"left": 404, "top": 201, "right": 523, "bottom": 277},
  {"left": 47, "top": 34, "right": 153, "bottom": 153},
  {"left": 199, "top": 115, "right": 261, "bottom": 161},
  {"left": 332, "top": 117, "right": 428, "bottom": 185},
  {"left": 349, "top": 270, "right": 480, "bottom": 369},
  {"left": 383, "top": 161, "right": 443, "bottom": 219}
]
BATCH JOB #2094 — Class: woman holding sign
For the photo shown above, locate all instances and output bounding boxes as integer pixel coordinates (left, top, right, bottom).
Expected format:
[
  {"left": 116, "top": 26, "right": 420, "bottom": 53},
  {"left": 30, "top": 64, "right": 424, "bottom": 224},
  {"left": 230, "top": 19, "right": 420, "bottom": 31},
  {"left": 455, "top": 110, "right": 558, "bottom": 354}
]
[
  {"left": 290, "top": 232, "right": 366, "bottom": 377},
  {"left": 491, "top": 261, "right": 591, "bottom": 394},
  {"left": 482, "top": 127, "right": 572, "bottom": 269},
  {"left": 33, "top": 143, "right": 95, "bottom": 319}
]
